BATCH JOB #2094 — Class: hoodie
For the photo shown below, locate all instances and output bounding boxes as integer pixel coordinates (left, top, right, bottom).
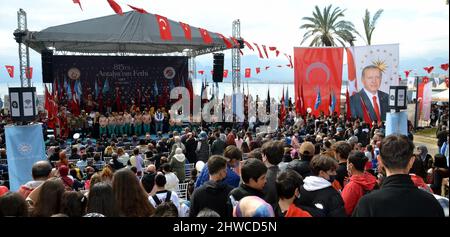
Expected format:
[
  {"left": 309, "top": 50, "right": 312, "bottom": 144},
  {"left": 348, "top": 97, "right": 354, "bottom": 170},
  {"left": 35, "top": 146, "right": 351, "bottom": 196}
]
[
  {"left": 189, "top": 180, "right": 233, "bottom": 217},
  {"left": 298, "top": 176, "right": 346, "bottom": 217},
  {"left": 341, "top": 172, "right": 378, "bottom": 216}
]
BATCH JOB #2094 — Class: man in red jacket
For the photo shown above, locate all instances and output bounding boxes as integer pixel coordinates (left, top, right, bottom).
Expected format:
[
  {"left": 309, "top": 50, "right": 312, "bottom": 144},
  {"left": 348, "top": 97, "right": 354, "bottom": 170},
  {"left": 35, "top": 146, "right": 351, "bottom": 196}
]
[{"left": 341, "top": 151, "right": 378, "bottom": 216}]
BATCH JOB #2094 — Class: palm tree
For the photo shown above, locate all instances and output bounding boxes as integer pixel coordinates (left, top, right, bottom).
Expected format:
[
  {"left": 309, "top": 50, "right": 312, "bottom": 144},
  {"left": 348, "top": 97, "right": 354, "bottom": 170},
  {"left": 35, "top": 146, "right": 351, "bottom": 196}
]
[
  {"left": 300, "top": 5, "right": 359, "bottom": 47},
  {"left": 362, "top": 9, "right": 384, "bottom": 45}
]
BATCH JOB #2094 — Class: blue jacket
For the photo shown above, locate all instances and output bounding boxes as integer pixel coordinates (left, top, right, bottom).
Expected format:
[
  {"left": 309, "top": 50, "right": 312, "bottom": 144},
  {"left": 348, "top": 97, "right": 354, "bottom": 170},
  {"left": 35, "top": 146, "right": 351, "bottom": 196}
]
[{"left": 195, "top": 165, "right": 240, "bottom": 189}]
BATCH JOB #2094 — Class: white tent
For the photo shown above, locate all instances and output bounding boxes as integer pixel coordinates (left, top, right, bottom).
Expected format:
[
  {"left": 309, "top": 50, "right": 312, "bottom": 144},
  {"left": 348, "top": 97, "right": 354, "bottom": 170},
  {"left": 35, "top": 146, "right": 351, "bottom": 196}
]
[{"left": 432, "top": 89, "right": 449, "bottom": 102}]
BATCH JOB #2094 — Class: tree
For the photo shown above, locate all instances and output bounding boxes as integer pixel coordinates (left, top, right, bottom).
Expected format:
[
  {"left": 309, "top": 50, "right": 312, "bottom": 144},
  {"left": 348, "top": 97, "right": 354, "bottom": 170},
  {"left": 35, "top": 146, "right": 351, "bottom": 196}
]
[
  {"left": 300, "top": 5, "right": 359, "bottom": 47},
  {"left": 362, "top": 9, "right": 384, "bottom": 45}
]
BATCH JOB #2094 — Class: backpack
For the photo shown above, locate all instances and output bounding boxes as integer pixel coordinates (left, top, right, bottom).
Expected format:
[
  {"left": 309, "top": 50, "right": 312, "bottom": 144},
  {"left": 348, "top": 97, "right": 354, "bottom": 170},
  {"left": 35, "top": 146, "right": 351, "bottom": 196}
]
[{"left": 152, "top": 191, "right": 172, "bottom": 206}]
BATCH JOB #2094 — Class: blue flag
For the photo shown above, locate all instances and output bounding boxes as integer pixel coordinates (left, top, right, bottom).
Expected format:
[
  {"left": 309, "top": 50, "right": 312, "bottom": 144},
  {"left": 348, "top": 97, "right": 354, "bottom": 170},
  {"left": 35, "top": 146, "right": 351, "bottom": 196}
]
[
  {"left": 314, "top": 87, "right": 321, "bottom": 110},
  {"left": 94, "top": 79, "right": 99, "bottom": 99},
  {"left": 65, "top": 77, "right": 72, "bottom": 99},
  {"left": 5, "top": 124, "right": 46, "bottom": 191},
  {"left": 285, "top": 86, "right": 289, "bottom": 108},
  {"left": 330, "top": 91, "right": 336, "bottom": 113},
  {"left": 102, "top": 78, "right": 110, "bottom": 94},
  {"left": 75, "top": 79, "right": 82, "bottom": 101}
]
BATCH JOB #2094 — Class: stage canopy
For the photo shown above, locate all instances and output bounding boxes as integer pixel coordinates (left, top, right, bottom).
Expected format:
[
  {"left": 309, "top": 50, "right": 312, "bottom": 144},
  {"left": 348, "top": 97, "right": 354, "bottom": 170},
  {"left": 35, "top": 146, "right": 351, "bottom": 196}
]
[{"left": 25, "top": 11, "right": 233, "bottom": 56}]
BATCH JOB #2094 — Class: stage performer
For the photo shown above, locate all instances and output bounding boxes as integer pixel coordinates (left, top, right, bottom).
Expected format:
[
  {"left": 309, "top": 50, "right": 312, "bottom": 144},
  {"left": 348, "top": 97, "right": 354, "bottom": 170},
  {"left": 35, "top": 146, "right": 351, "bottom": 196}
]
[
  {"left": 107, "top": 113, "right": 116, "bottom": 138},
  {"left": 154, "top": 108, "right": 165, "bottom": 134},
  {"left": 123, "top": 111, "right": 132, "bottom": 136},
  {"left": 134, "top": 112, "right": 143, "bottom": 136},
  {"left": 84, "top": 94, "right": 98, "bottom": 113},
  {"left": 115, "top": 87, "right": 123, "bottom": 112},
  {"left": 115, "top": 112, "right": 124, "bottom": 136},
  {"left": 99, "top": 114, "right": 108, "bottom": 138},
  {"left": 58, "top": 106, "right": 69, "bottom": 139},
  {"left": 142, "top": 110, "right": 152, "bottom": 135}
]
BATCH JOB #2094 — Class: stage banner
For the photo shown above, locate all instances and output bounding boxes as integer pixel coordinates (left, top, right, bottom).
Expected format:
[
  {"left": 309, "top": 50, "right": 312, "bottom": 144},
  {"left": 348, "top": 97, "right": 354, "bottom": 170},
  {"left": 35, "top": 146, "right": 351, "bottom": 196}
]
[
  {"left": 51, "top": 56, "right": 189, "bottom": 113},
  {"left": 294, "top": 47, "right": 343, "bottom": 117},
  {"left": 5, "top": 124, "right": 46, "bottom": 191},
  {"left": 347, "top": 44, "right": 399, "bottom": 122},
  {"left": 385, "top": 112, "right": 408, "bottom": 137}
]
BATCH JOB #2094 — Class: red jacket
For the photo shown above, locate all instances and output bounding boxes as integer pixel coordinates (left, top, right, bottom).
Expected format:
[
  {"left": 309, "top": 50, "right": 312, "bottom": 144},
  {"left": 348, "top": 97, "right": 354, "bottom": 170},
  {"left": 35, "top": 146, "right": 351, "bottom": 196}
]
[
  {"left": 341, "top": 172, "right": 378, "bottom": 216},
  {"left": 285, "top": 203, "right": 312, "bottom": 217},
  {"left": 410, "top": 174, "right": 434, "bottom": 194}
]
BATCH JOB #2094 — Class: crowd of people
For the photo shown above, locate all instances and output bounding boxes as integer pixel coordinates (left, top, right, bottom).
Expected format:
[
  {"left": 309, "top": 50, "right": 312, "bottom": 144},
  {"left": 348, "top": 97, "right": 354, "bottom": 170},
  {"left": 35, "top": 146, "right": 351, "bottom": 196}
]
[{"left": 0, "top": 100, "right": 448, "bottom": 217}]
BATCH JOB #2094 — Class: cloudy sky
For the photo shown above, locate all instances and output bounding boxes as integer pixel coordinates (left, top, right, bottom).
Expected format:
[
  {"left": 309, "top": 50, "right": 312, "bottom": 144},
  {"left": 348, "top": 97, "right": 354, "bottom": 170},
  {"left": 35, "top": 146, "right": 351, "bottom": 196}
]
[{"left": 0, "top": 0, "right": 448, "bottom": 83}]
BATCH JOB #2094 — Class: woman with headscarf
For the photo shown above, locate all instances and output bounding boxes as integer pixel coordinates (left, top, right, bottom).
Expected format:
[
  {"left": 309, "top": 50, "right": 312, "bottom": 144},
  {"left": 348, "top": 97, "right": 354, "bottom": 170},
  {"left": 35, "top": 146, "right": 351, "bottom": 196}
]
[
  {"left": 170, "top": 148, "right": 187, "bottom": 182},
  {"left": 417, "top": 145, "right": 433, "bottom": 172},
  {"left": 58, "top": 165, "right": 74, "bottom": 190}
]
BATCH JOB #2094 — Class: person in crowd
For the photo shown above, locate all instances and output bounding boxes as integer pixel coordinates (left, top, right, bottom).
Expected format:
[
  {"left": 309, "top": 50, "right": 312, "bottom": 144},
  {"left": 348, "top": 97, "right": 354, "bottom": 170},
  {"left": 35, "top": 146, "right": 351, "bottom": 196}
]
[
  {"left": 170, "top": 148, "right": 187, "bottom": 182},
  {"left": 341, "top": 151, "right": 378, "bottom": 216},
  {"left": 275, "top": 169, "right": 312, "bottom": 217},
  {"left": 332, "top": 141, "right": 352, "bottom": 188},
  {"left": 129, "top": 148, "right": 144, "bottom": 177},
  {"left": 0, "top": 192, "right": 29, "bottom": 217},
  {"left": 185, "top": 132, "right": 198, "bottom": 164},
  {"left": 262, "top": 141, "right": 285, "bottom": 207},
  {"left": 149, "top": 173, "right": 182, "bottom": 216},
  {"left": 161, "top": 163, "right": 179, "bottom": 192},
  {"left": 31, "top": 178, "right": 66, "bottom": 217},
  {"left": 59, "top": 191, "right": 87, "bottom": 217},
  {"left": 353, "top": 135, "right": 444, "bottom": 217},
  {"left": 230, "top": 158, "right": 267, "bottom": 202},
  {"left": 430, "top": 154, "right": 449, "bottom": 196},
  {"left": 196, "top": 131, "right": 210, "bottom": 163},
  {"left": 211, "top": 132, "right": 226, "bottom": 156},
  {"left": 109, "top": 153, "right": 125, "bottom": 171},
  {"left": 112, "top": 169, "right": 154, "bottom": 217},
  {"left": 58, "top": 165, "right": 74, "bottom": 190},
  {"left": 233, "top": 196, "right": 274, "bottom": 217},
  {"left": 86, "top": 182, "right": 119, "bottom": 217},
  {"left": 18, "top": 161, "right": 53, "bottom": 198},
  {"left": 141, "top": 165, "right": 157, "bottom": 194},
  {"left": 297, "top": 155, "right": 346, "bottom": 217},
  {"left": 287, "top": 142, "right": 314, "bottom": 178},
  {"left": 196, "top": 145, "right": 241, "bottom": 188},
  {"left": 416, "top": 145, "right": 433, "bottom": 172},
  {"left": 189, "top": 155, "right": 233, "bottom": 217}
]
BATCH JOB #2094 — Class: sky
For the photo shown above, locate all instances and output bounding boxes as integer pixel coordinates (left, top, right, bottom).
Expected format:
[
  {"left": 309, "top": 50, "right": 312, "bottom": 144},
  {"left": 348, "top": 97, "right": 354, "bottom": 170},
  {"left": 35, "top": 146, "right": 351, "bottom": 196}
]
[{"left": 0, "top": 0, "right": 448, "bottom": 87}]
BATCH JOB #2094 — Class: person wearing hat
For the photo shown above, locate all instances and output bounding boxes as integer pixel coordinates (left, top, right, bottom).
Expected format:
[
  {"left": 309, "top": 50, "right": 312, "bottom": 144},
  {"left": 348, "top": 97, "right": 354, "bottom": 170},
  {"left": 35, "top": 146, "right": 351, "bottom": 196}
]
[
  {"left": 287, "top": 142, "right": 315, "bottom": 178},
  {"left": 195, "top": 131, "right": 210, "bottom": 163}
]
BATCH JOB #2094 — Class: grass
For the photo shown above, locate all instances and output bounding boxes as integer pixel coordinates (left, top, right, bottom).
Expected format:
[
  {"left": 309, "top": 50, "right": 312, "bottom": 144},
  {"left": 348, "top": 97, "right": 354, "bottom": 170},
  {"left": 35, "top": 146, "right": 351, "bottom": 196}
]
[{"left": 415, "top": 127, "right": 437, "bottom": 138}]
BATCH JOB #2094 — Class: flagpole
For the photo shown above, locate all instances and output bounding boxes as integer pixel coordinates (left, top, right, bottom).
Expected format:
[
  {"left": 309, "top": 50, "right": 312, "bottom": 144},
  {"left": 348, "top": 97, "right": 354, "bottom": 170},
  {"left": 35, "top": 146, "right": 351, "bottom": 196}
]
[{"left": 414, "top": 76, "right": 420, "bottom": 130}]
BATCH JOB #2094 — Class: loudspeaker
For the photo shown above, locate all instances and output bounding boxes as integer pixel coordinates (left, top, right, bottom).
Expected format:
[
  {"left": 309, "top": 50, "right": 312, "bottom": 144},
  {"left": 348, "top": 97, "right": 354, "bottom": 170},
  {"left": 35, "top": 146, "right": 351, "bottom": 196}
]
[
  {"left": 213, "top": 53, "right": 224, "bottom": 82},
  {"left": 41, "top": 50, "right": 54, "bottom": 83}
]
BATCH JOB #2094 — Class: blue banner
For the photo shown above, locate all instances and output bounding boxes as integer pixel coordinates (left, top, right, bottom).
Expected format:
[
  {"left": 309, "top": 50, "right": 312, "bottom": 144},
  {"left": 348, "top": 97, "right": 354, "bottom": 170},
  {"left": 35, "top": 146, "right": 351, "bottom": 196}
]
[
  {"left": 5, "top": 124, "right": 46, "bottom": 191},
  {"left": 385, "top": 112, "right": 408, "bottom": 137}
]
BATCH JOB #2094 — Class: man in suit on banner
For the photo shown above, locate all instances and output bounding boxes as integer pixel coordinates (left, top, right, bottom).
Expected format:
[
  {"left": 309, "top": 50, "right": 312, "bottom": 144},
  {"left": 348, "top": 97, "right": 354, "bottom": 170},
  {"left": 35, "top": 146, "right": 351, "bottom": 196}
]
[{"left": 350, "top": 65, "right": 389, "bottom": 122}]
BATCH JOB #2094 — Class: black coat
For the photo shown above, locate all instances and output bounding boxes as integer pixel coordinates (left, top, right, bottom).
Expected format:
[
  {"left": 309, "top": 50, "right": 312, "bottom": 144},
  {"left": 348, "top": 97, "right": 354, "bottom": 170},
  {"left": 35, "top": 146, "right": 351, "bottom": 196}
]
[
  {"left": 185, "top": 138, "right": 198, "bottom": 164},
  {"left": 189, "top": 180, "right": 233, "bottom": 217},
  {"left": 297, "top": 184, "right": 346, "bottom": 217},
  {"left": 353, "top": 174, "right": 444, "bottom": 217},
  {"left": 336, "top": 162, "right": 348, "bottom": 188},
  {"left": 230, "top": 183, "right": 265, "bottom": 202},
  {"left": 287, "top": 159, "right": 312, "bottom": 178},
  {"left": 263, "top": 166, "right": 280, "bottom": 208}
]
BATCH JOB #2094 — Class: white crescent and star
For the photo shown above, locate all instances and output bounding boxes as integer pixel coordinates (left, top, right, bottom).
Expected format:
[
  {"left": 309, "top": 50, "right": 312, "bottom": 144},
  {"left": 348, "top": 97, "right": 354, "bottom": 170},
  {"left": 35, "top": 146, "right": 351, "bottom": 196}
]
[
  {"left": 159, "top": 18, "right": 168, "bottom": 30},
  {"left": 305, "top": 62, "right": 331, "bottom": 84}
]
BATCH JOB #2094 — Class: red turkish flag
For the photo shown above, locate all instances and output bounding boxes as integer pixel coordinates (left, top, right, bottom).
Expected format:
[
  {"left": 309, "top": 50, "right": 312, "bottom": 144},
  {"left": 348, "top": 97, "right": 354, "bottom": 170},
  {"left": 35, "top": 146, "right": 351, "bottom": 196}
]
[
  {"left": 230, "top": 37, "right": 240, "bottom": 48},
  {"left": 25, "top": 67, "right": 33, "bottom": 79},
  {"left": 253, "top": 43, "right": 264, "bottom": 59},
  {"left": 345, "top": 87, "right": 351, "bottom": 121},
  {"left": 441, "top": 63, "right": 449, "bottom": 71},
  {"left": 424, "top": 66, "right": 434, "bottom": 74},
  {"left": 198, "top": 70, "right": 205, "bottom": 75},
  {"left": 405, "top": 70, "right": 412, "bottom": 78},
  {"left": 239, "top": 49, "right": 244, "bottom": 56},
  {"left": 285, "top": 53, "right": 293, "bottom": 68},
  {"left": 223, "top": 70, "right": 229, "bottom": 78},
  {"left": 262, "top": 45, "right": 269, "bottom": 58},
  {"left": 256, "top": 67, "right": 261, "bottom": 74},
  {"left": 128, "top": 4, "right": 148, "bottom": 14},
  {"left": 245, "top": 68, "right": 251, "bottom": 78},
  {"left": 445, "top": 77, "right": 449, "bottom": 88},
  {"left": 73, "top": 0, "right": 83, "bottom": 10},
  {"left": 156, "top": 15, "right": 173, "bottom": 41},
  {"left": 218, "top": 34, "right": 233, "bottom": 48},
  {"left": 107, "top": 0, "right": 123, "bottom": 15},
  {"left": 243, "top": 40, "right": 254, "bottom": 51},
  {"left": 5, "top": 65, "right": 14, "bottom": 78},
  {"left": 199, "top": 28, "right": 213, "bottom": 44},
  {"left": 294, "top": 48, "right": 344, "bottom": 117},
  {"left": 275, "top": 50, "right": 280, "bottom": 57},
  {"left": 179, "top": 22, "right": 192, "bottom": 41},
  {"left": 423, "top": 76, "right": 430, "bottom": 84},
  {"left": 269, "top": 46, "right": 277, "bottom": 51}
]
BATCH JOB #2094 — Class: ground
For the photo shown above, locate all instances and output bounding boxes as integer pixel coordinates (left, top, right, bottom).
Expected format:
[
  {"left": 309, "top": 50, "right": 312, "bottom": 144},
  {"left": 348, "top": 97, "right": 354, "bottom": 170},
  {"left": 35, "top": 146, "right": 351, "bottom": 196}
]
[{"left": 414, "top": 128, "right": 439, "bottom": 156}]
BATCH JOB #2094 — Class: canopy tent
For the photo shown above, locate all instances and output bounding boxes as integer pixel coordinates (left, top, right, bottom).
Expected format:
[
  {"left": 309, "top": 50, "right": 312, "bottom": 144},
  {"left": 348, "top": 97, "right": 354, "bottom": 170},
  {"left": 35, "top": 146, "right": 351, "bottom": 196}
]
[
  {"left": 25, "top": 11, "right": 233, "bottom": 56},
  {"left": 432, "top": 89, "right": 449, "bottom": 102}
]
